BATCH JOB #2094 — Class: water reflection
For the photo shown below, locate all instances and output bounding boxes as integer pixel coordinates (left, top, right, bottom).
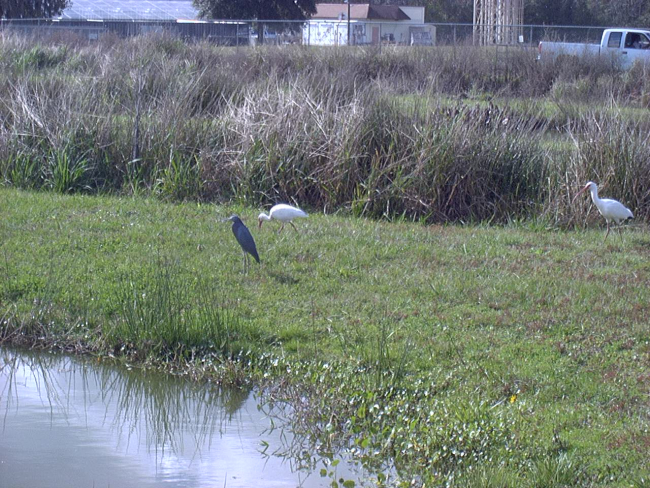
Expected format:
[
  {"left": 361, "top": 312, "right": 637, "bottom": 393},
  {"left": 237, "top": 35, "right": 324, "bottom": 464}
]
[{"left": 0, "top": 348, "right": 362, "bottom": 488}]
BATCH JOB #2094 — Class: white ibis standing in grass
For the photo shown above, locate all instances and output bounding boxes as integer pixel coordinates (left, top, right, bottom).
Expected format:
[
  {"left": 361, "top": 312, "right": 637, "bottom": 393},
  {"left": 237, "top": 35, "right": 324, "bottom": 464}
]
[
  {"left": 572, "top": 181, "right": 633, "bottom": 240},
  {"left": 258, "top": 204, "right": 308, "bottom": 233},
  {"left": 226, "top": 215, "right": 260, "bottom": 270}
]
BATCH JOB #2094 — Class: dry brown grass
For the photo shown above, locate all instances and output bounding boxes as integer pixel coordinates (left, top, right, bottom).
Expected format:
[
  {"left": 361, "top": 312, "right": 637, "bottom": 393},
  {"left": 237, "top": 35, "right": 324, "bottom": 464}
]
[{"left": 1, "top": 32, "right": 649, "bottom": 223}]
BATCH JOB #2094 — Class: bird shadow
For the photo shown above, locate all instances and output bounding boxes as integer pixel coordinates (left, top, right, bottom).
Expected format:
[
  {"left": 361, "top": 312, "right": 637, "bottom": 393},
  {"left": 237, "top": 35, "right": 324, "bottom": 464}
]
[
  {"left": 631, "top": 235, "right": 650, "bottom": 253},
  {"left": 266, "top": 269, "right": 300, "bottom": 285}
]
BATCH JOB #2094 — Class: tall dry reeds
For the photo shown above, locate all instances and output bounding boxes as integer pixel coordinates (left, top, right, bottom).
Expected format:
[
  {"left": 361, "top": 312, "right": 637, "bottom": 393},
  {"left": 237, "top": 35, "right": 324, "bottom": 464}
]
[{"left": 1, "top": 31, "right": 649, "bottom": 223}]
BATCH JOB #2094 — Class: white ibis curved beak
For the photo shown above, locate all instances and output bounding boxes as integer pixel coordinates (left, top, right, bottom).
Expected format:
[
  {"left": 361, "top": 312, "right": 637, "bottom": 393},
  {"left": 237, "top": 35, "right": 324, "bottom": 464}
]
[{"left": 571, "top": 184, "right": 589, "bottom": 204}]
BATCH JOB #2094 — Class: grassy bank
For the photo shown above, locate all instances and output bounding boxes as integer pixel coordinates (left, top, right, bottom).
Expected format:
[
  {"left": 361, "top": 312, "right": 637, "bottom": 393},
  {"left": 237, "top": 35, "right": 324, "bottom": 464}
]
[
  {"left": 2, "top": 188, "right": 649, "bottom": 486},
  {"left": 1, "top": 34, "right": 650, "bottom": 224}
]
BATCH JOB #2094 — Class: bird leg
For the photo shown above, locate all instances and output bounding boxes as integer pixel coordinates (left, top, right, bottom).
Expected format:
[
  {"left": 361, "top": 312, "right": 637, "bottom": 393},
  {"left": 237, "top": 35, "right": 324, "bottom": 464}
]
[
  {"left": 278, "top": 223, "right": 285, "bottom": 233},
  {"left": 604, "top": 221, "right": 610, "bottom": 241},
  {"left": 289, "top": 221, "right": 299, "bottom": 232}
]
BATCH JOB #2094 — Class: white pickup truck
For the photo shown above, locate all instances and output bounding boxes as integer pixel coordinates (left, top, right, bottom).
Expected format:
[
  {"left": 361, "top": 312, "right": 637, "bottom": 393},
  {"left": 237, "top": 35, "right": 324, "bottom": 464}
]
[{"left": 538, "top": 28, "right": 650, "bottom": 69}]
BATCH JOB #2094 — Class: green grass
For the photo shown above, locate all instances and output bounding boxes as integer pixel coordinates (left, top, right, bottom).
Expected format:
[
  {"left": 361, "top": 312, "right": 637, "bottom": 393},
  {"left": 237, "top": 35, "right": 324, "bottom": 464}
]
[{"left": 1, "top": 187, "right": 649, "bottom": 486}]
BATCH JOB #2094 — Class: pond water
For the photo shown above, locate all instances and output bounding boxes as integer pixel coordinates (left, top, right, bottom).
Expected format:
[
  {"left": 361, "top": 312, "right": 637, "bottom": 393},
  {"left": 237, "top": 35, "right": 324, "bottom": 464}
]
[{"left": 0, "top": 347, "right": 366, "bottom": 487}]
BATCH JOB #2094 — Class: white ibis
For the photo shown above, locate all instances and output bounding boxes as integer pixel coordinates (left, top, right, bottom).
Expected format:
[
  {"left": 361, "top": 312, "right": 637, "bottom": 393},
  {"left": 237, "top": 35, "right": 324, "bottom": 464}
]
[
  {"left": 226, "top": 215, "right": 260, "bottom": 270},
  {"left": 258, "top": 204, "right": 308, "bottom": 233},
  {"left": 572, "top": 181, "right": 633, "bottom": 240}
]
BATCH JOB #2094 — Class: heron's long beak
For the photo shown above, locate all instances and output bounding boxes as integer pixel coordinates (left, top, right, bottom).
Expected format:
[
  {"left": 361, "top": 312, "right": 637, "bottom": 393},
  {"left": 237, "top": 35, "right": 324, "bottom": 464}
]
[{"left": 571, "top": 185, "right": 589, "bottom": 204}]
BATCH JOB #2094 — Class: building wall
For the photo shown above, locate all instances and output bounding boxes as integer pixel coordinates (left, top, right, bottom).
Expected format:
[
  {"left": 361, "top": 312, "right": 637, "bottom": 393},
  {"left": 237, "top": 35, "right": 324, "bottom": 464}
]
[
  {"left": 376, "top": 22, "right": 435, "bottom": 45},
  {"left": 302, "top": 21, "right": 351, "bottom": 45},
  {"left": 303, "top": 6, "right": 430, "bottom": 46},
  {"left": 303, "top": 20, "right": 434, "bottom": 46}
]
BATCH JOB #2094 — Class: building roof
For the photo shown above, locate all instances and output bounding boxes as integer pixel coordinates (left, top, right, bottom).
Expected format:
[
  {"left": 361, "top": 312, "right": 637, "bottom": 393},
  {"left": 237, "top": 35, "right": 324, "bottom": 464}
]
[
  {"left": 56, "top": 0, "right": 416, "bottom": 22},
  {"left": 312, "top": 3, "right": 411, "bottom": 21},
  {"left": 59, "top": 0, "right": 199, "bottom": 21}
]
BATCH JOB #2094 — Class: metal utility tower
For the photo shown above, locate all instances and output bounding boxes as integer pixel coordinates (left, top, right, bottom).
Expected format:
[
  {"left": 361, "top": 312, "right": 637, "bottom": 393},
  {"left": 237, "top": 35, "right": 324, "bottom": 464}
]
[{"left": 473, "top": 0, "right": 524, "bottom": 45}]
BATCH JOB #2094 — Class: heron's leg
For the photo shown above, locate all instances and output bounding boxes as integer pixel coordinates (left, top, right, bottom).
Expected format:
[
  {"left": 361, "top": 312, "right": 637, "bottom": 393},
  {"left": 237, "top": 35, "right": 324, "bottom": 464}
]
[
  {"left": 289, "top": 221, "right": 298, "bottom": 232},
  {"left": 604, "top": 221, "right": 610, "bottom": 241},
  {"left": 278, "top": 223, "right": 285, "bottom": 233}
]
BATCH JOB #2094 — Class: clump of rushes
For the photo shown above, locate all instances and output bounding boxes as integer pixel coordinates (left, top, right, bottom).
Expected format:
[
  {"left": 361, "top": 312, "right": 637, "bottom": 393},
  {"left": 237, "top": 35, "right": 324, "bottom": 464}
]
[{"left": 107, "top": 260, "right": 251, "bottom": 361}]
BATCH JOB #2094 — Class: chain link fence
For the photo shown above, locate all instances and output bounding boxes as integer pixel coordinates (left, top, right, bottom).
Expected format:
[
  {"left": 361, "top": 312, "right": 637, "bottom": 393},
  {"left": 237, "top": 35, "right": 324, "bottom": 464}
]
[{"left": 0, "top": 18, "right": 610, "bottom": 48}]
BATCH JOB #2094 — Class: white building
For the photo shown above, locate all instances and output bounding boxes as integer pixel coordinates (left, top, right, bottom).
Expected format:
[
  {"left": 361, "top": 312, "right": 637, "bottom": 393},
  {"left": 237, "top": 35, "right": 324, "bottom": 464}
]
[{"left": 303, "top": 3, "right": 434, "bottom": 46}]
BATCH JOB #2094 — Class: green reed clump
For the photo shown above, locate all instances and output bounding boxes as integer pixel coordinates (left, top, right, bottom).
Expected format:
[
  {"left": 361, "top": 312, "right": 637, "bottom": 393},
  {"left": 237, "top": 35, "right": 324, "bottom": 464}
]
[
  {"left": 45, "top": 144, "right": 91, "bottom": 193},
  {"left": 1, "top": 150, "right": 40, "bottom": 189},
  {"left": 108, "top": 262, "right": 248, "bottom": 360},
  {"left": 12, "top": 44, "right": 69, "bottom": 73},
  {"left": 153, "top": 151, "right": 204, "bottom": 201}
]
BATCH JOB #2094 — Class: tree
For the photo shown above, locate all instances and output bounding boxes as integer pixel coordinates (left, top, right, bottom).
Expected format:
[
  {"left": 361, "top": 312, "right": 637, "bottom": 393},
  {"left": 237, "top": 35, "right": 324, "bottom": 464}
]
[
  {"left": 194, "top": 0, "right": 316, "bottom": 44},
  {"left": 193, "top": 0, "right": 316, "bottom": 22},
  {"left": 0, "top": 0, "right": 70, "bottom": 19},
  {"left": 424, "top": 0, "right": 473, "bottom": 23},
  {"left": 585, "top": 0, "right": 650, "bottom": 27},
  {"left": 525, "top": 0, "right": 595, "bottom": 26}
]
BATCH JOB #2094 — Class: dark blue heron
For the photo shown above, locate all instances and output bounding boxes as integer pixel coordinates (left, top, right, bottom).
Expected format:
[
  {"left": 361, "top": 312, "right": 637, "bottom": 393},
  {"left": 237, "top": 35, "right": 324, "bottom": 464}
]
[{"left": 227, "top": 215, "right": 260, "bottom": 270}]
